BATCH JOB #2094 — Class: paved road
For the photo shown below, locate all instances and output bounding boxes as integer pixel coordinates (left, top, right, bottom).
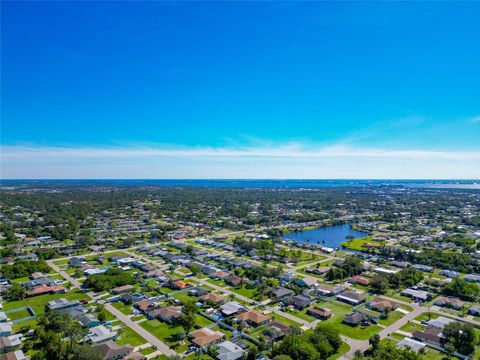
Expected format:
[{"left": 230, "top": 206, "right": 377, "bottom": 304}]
[{"left": 47, "top": 259, "right": 176, "bottom": 356}]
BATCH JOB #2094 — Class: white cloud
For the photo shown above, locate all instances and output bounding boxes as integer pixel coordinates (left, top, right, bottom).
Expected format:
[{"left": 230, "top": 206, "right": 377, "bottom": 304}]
[{"left": 1, "top": 143, "right": 479, "bottom": 179}]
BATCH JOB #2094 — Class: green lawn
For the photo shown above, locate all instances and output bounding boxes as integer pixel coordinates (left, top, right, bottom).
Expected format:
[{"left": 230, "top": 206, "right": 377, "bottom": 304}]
[
  {"left": 341, "top": 237, "right": 382, "bottom": 251},
  {"left": 116, "top": 326, "right": 147, "bottom": 347},
  {"left": 112, "top": 301, "right": 133, "bottom": 315},
  {"left": 271, "top": 313, "right": 302, "bottom": 326},
  {"left": 159, "top": 287, "right": 175, "bottom": 294},
  {"left": 7, "top": 309, "right": 32, "bottom": 321},
  {"left": 172, "top": 291, "right": 198, "bottom": 304},
  {"left": 424, "top": 348, "right": 446, "bottom": 360},
  {"left": 320, "top": 300, "right": 382, "bottom": 340},
  {"left": 140, "top": 319, "right": 191, "bottom": 353},
  {"left": 231, "top": 285, "right": 258, "bottom": 299},
  {"left": 376, "top": 309, "right": 404, "bottom": 326},
  {"left": 195, "top": 315, "right": 214, "bottom": 328},
  {"left": 289, "top": 308, "right": 317, "bottom": 322},
  {"left": 399, "top": 322, "right": 425, "bottom": 333},
  {"left": 12, "top": 276, "right": 30, "bottom": 283},
  {"left": 389, "top": 333, "right": 406, "bottom": 341},
  {"left": 53, "top": 259, "right": 69, "bottom": 266},
  {"left": 140, "top": 347, "right": 157, "bottom": 355},
  {"left": 3, "top": 289, "right": 90, "bottom": 316},
  {"left": 211, "top": 325, "right": 233, "bottom": 339},
  {"left": 414, "top": 312, "right": 439, "bottom": 322}
]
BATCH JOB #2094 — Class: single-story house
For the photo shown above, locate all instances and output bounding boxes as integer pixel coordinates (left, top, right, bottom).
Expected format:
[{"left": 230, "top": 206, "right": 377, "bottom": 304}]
[
  {"left": 263, "top": 321, "right": 291, "bottom": 341},
  {"left": 425, "top": 316, "right": 455, "bottom": 330},
  {"left": 350, "top": 276, "right": 370, "bottom": 286},
  {"left": 294, "top": 277, "right": 317, "bottom": 288},
  {"left": 236, "top": 310, "right": 270, "bottom": 327},
  {"left": 94, "top": 341, "right": 133, "bottom": 360},
  {"left": 397, "top": 338, "right": 426, "bottom": 353},
  {"left": 336, "top": 291, "right": 366, "bottom": 305},
  {"left": 401, "top": 289, "right": 431, "bottom": 302},
  {"left": 189, "top": 328, "right": 225, "bottom": 347},
  {"left": 148, "top": 306, "right": 182, "bottom": 323},
  {"left": 291, "top": 294, "right": 314, "bottom": 309},
  {"left": 271, "top": 286, "right": 294, "bottom": 301},
  {"left": 306, "top": 306, "right": 332, "bottom": 320},
  {"left": 468, "top": 305, "right": 480, "bottom": 316},
  {"left": 220, "top": 302, "right": 246, "bottom": 316},
  {"left": 368, "top": 298, "right": 398, "bottom": 313},
  {"left": 200, "top": 293, "right": 225, "bottom": 306},
  {"left": 87, "top": 325, "right": 117, "bottom": 344},
  {"left": 412, "top": 327, "right": 444, "bottom": 346},
  {"left": 111, "top": 284, "right": 135, "bottom": 294},
  {"left": 434, "top": 296, "right": 465, "bottom": 310},
  {"left": 216, "top": 341, "right": 245, "bottom": 360},
  {"left": 343, "top": 312, "right": 368, "bottom": 326}
]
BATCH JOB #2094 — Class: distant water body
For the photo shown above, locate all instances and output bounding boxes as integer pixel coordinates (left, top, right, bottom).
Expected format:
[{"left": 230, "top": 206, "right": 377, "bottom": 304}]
[
  {"left": 2, "top": 179, "right": 479, "bottom": 189},
  {"left": 282, "top": 224, "right": 368, "bottom": 248}
]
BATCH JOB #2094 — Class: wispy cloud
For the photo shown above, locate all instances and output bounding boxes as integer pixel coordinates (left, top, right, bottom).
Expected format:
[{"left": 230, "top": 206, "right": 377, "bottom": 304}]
[
  {"left": 2, "top": 143, "right": 480, "bottom": 160},
  {"left": 1, "top": 143, "right": 479, "bottom": 179},
  {"left": 467, "top": 115, "right": 480, "bottom": 124}
]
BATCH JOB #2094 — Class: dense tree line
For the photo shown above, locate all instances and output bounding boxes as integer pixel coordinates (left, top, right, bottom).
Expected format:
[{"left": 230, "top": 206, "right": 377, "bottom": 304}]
[
  {"left": 325, "top": 257, "right": 363, "bottom": 281},
  {"left": 271, "top": 324, "right": 342, "bottom": 360},
  {"left": 29, "top": 311, "right": 102, "bottom": 360},
  {"left": 84, "top": 268, "right": 136, "bottom": 291},
  {"left": 0, "top": 259, "right": 51, "bottom": 279},
  {"left": 443, "top": 279, "right": 480, "bottom": 302}
]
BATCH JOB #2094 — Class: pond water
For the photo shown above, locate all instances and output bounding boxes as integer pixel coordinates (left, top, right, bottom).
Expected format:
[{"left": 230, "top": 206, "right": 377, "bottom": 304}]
[{"left": 281, "top": 224, "right": 368, "bottom": 248}]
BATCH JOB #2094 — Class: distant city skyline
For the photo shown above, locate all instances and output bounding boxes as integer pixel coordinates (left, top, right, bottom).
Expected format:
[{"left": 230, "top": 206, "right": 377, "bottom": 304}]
[{"left": 1, "top": 1, "right": 479, "bottom": 178}]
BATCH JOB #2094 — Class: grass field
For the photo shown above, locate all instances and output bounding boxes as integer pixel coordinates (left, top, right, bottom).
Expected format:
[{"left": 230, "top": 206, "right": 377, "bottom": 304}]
[
  {"left": 112, "top": 301, "right": 133, "bottom": 315},
  {"left": 271, "top": 313, "right": 302, "bottom": 326},
  {"left": 399, "top": 322, "right": 425, "bottom": 333},
  {"left": 376, "top": 309, "right": 404, "bottom": 326},
  {"left": 3, "top": 289, "right": 90, "bottom": 316},
  {"left": 231, "top": 285, "right": 258, "bottom": 299},
  {"left": 195, "top": 314, "right": 214, "bottom": 328},
  {"left": 414, "top": 312, "right": 439, "bottom": 322},
  {"left": 319, "top": 300, "right": 382, "bottom": 340},
  {"left": 7, "top": 309, "right": 32, "bottom": 321},
  {"left": 116, "top": 326, "right": 147, "bottom": 347},
  {"left": 140, "top": 319, "right": 191, "bottom": 353}
]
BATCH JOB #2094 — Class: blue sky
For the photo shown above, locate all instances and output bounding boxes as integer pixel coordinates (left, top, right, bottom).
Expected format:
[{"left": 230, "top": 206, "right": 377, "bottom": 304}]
[{"left": 1, "top": 1, "right": 479, "bottom": 179}]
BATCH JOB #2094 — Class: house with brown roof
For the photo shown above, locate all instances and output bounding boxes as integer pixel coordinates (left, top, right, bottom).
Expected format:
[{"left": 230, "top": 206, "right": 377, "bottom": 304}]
[
  {"left": 306, "top": 266, "right": 331, "bottom": 275},
  {"left": 211, "top": 271, "right": 229, "bottom": 280},
  {"left": 307, "top": 306, "right": 333, "bottom": 320},
  {"left": 412, "top": 327, "right": 445, "bottom": 346},
  {"left": 368, "top": 298, "right": 398, "bottom": 313},
  {"left": 236, "top": 310, "right": 271, "bottom": 327},
  {"left": 434, "top": 296, "right": 465, "bottom": 310},
  {"left": 189, "top": 328, "right": 225, "bottom": 347},
  {"left": 147, "top": 306, "right": 182, "bottom": 323},
  {"left": 135, "top": 299, "right": 157, "bottom": 313},
  {"left": 111, "top": 285, "right": 135, "bottom": 294},
  {"left": 26, "top": 284, "right": 65, "bottom": 297},
  {"left": 350, "top": 276, "right": 370, "bottom": 286},
  {"left": 316, "top": 285, "right": 341, "bottom": 297},
  {"left": 343, "top": 312, "right": 368, "bottom": 326},
  {"left": 94, "top": 341, "right": 133, "bottom": 360},
  {"left": 225, "top": 276, "right": 243, "bottom": 287},
  {"left": 171, "top": 281, "right": 191, "bottom": 290},
  {"left": 200, "top": 292, "right": 225, "bottom": 306}
]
